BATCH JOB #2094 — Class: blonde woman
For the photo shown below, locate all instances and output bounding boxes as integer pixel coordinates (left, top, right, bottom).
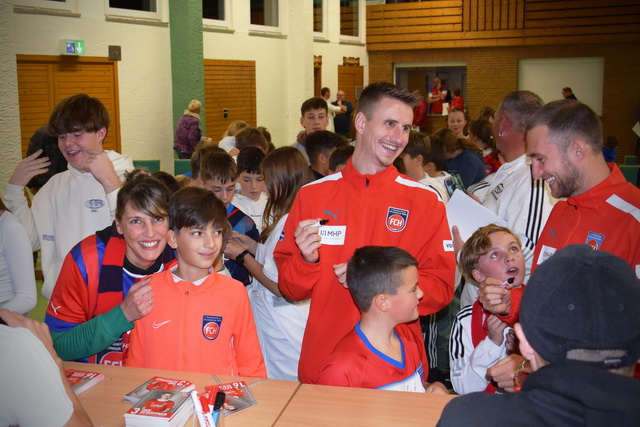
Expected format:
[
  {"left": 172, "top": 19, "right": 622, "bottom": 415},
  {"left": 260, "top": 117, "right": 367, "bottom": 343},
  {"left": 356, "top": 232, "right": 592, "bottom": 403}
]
[{"left": 173, "top": 99, "right": 202, "bottom": 159}]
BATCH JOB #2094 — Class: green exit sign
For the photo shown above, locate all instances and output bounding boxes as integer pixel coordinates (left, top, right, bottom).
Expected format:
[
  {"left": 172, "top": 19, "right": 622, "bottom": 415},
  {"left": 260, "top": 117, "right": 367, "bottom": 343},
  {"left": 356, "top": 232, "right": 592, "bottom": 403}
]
[{"left": 61, "top": 40, "right": 85, "bottom": 56}]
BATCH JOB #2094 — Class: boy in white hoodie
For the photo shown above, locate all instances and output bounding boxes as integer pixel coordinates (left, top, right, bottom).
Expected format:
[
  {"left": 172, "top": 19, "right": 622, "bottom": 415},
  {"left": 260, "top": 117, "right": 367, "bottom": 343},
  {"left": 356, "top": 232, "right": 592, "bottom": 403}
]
[{"left": 3, "top": 94, "right": 133, "bottom": 299}]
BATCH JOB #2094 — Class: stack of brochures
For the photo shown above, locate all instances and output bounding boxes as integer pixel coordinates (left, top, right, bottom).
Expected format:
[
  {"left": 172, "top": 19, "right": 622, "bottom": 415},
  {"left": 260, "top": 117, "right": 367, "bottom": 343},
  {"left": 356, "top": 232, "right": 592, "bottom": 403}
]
[
  {"left": 125, "top": 390, "right": 193, "bottom": 427},
  {"left": 64, "top": 368, "right": 105, "bottom": 395},
  {"left": 125, "top": 376, "right": 196, "bottom": 404}
]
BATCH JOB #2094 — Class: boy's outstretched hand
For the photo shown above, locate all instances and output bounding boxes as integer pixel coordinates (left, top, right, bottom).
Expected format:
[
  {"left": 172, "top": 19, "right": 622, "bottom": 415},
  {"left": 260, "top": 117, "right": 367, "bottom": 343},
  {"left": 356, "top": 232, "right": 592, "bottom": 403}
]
[{"left": 8, "top": 149, "right": 50, "bottom": 186}]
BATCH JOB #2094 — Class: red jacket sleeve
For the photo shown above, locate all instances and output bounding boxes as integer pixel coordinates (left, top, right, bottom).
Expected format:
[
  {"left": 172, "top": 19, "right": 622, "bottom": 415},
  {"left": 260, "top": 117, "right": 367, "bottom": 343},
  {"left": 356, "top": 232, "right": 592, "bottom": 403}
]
[
  {"left": 497, "top": 286, "right": 524, "bottom": 327},
  {"left": 415, "top": 200, "right": 456, "bottom": 316}
]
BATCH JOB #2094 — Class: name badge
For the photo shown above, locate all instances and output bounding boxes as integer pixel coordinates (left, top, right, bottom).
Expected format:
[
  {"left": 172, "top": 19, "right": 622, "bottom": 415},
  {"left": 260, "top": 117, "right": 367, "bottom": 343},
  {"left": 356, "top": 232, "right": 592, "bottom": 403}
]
[
  {"left": 537, "top": 245, "right": 556, "bottom": 265},
  {"left": 319, "top": 225, "right": 346, "bottom": 245}
]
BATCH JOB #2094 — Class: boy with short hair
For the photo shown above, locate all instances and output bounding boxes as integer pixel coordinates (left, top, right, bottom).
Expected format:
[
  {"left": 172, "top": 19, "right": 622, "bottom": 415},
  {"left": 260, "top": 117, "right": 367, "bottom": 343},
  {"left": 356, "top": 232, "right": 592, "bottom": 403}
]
[
  {"left": 328, "top": 144, "right": 354, "bottom": 174},
  {"left": 200, "top": 150, "right": 259, "bottom": 285},
  {"left": 305, "top": 130, "right": 347, "bottom": 180},
  {"left": 449, "top": 224, "right": 526, "bottom": 395},
  {"left": 291, "top": 97, "right": 330, "bottom": 163},
  {"left": 401, "top": 131, "right": 449, "bottom": 203},
  {"left": 2, "top": 94, "right": 133, "bottom": 299},
  {"left": 424, "top": 138, "right": 451, "bottom": 185},
  {"left": 235, "top": 127, "right": 269, "bottom": 154},
  {"left": 233, "top": 147, "right": 267, "bottom": 230},
  {"left": 125, "top": 186, "right": 266, "bottom": 377},
  {"left": 186, "top": 142, "right": 224, "bottom": 184},
  {"left": 317, "top": 246, "right": 448, "bottom": 393}
]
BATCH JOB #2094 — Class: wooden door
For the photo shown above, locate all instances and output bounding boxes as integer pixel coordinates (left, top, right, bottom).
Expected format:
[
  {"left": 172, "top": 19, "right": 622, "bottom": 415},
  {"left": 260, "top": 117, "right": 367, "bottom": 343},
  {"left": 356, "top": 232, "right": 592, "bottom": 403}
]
[
  {"left": 337, "top": 65, "right": 364, "bottom": 139},
  {"left": 203, "top": 59, "right": 257, "bottom": 140},
  {"left": 16, "top": 55, "right": 120, "bottom": 157}
]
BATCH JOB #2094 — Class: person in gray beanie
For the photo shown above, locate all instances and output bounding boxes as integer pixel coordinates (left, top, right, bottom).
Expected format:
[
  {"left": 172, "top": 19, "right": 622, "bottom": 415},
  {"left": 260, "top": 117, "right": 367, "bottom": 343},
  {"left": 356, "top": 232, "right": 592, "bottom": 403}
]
[{"left": 438, "top": 244, "right": 640, "bottom": 427}]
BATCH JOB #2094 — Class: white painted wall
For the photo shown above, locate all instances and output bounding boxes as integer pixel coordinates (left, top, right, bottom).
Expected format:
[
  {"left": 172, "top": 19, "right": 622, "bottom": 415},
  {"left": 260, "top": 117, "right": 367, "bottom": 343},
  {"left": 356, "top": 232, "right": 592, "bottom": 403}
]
[
  {"left": 202, "top": 0, "right": 368, "bottom": 146},
  {"left": 0, "top": 0, "right": 368, "bottom": 195},
  {"left": 518, "top": 57, "right": 604, "bottom": 115}
]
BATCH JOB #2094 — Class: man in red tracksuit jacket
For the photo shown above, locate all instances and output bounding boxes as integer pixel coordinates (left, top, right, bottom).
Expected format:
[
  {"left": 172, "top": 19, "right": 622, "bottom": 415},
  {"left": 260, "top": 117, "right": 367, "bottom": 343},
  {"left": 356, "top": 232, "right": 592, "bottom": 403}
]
[
  {"left": 274, "top": 82, "right": 456, "bottom": 384},
  {"left": 528, "top": 100, "right": 640, "bottom": 274},
  {"left": 475, "top": 100, "right": 640, "bottom": 389}
]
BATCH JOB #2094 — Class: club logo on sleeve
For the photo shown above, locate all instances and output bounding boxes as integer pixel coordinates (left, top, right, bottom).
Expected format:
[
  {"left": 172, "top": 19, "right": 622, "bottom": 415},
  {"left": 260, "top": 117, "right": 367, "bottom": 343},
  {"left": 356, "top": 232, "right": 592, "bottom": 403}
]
[
  {"left": 202, "top": 315, "right": 222, "bottom": 340},
  {"left": 585, "top": 231, "right": 604, "bottom": 250},
  {"left": 386, "top": 207, "right": 408, "bottom": 232}
]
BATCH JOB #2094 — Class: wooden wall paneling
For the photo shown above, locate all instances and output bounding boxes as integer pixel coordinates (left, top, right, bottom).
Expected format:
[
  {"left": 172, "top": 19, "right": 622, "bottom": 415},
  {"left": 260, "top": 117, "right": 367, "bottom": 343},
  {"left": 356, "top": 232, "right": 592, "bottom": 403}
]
[
  {"left": 493, "top": 0, "right": 501, "bottom": 30},
  {"left": 525, "top": 15, "right": 640, "bottom": 29},
  {"left": 367, "top": 5, "right": 462, "bottom": 23},
  {"left": 526, "top": 6, "right": 640, "bottom": 20},
  {"left": 365, "top": 0, "right": 640, "bottom": 51},
  {"left": 463, "top": 0, "right": 470, "bottom": 31},
  {"left": 516, "top": 0, "right": 524, "bottom": 28},
  {"left": 367, "top": 0, "right": 461, "bottom": 15},
  {"left": 500, "top": 0, "right": 509, "bottom": 29},
  {"left": 203, "top": 59, "right": 256, "bottom": 141},
  {"left": 368, "top": 28, "right": 639, "bottom": 51},
  {"left": 525, "top": 0, "right": 640, "bottom": 12},
  {"left": 485, "top": 0, "right": 492, "bottom": 30},
  {"left": 478, "top": 0, "right": 486, "bottom": 31},
  {"left": 368, "top": 15, "right": 463, "bottom": 35},
  {"left": 508, "top": 0, "right": 516, "bottom": 29},
  {"left": 469, "top": 0, "right": 477, "bottom": 31}
]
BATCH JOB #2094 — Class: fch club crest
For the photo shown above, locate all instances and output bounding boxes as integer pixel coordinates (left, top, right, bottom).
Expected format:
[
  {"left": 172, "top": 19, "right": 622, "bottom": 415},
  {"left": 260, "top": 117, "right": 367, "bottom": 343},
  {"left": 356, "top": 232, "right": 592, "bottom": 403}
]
[
  {"left": 202, "top": 315, "right": 222, "bottom": 340},
  {"left": 585, "top": 231, "right": 604, "bottom": 250},
  {"left": 386, "top": 207, "right": 408, "bottom": 232}
]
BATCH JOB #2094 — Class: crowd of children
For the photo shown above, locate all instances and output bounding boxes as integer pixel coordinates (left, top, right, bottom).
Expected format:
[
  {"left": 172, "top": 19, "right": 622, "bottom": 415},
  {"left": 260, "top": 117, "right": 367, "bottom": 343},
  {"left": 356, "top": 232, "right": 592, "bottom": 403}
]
[{"left": 1, "top": 82, "right": 639, "bottom": 426}]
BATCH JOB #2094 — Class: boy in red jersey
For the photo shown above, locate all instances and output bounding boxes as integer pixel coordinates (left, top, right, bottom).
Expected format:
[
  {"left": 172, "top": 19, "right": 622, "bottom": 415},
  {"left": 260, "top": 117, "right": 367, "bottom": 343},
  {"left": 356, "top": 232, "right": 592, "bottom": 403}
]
[
  {"left": 318, "top": 246, "right": 448, "bottom": 393},
  {"left": 125, "top": 186, "right": 266, "bottom": 377}
]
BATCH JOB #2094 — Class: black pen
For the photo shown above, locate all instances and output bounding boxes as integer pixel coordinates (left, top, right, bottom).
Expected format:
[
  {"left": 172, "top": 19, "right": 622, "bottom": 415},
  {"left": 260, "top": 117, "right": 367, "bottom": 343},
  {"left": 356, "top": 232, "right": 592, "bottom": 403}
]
[{"left": 304, "top": 219, "right": 329, "bottom": 230}]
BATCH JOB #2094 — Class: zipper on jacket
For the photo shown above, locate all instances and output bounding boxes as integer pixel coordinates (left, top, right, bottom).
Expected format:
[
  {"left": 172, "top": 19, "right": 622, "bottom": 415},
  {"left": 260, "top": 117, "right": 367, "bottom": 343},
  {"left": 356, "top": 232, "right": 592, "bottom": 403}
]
[{"left": 182, "top": 286, "right": 189, "bottom": 370}]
